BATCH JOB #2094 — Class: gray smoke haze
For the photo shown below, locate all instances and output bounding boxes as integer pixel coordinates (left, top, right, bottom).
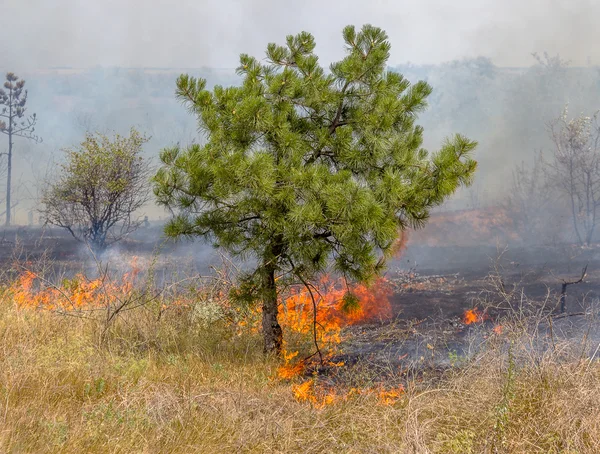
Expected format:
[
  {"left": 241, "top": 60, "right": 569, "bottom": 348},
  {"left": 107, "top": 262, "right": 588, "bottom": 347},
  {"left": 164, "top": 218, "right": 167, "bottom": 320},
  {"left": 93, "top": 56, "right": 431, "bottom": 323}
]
[
  {"left": 3, "top": 0, "right": 600, "bottom": 68},
  {"left": 1, "top": 0, "right": 600, "bottom": 224}
]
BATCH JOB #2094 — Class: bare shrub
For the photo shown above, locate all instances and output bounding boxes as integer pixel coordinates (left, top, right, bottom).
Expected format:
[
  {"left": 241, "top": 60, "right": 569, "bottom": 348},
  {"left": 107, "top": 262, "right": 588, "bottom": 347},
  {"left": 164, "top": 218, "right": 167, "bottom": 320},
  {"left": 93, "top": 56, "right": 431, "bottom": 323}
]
[
  {"left": 504, "top": 152, "right": 567, "bottom": 245},
  {"left": 548, "top": 107, "right": 600, "bottom": 245}
]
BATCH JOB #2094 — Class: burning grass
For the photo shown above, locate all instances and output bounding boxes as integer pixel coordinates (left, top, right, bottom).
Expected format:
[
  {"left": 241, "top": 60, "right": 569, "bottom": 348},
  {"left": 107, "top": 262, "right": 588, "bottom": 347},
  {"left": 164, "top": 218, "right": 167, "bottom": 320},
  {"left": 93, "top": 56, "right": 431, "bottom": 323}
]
[
  {"left": 463, "top": 307, "right": 486, "bottom": 324},
  {"left": 1, "top": 263, "right": 600, "bottom": 452},
  {"left": 276, "top": 275, "right": 393, "bottom": 379}
]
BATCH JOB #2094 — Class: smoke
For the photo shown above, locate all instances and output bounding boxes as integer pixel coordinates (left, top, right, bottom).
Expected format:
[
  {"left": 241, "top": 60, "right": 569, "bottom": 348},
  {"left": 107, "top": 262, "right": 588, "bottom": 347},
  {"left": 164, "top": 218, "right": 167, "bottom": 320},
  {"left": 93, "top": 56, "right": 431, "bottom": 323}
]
[
  {"left": 467, "top": 0, "right": 600, "bottom": 67},
  {"left": 3, "top": 0, "right": 600, "bottom": 69},
  {"left": 1, "top": 0, "right": 600, "bottom": 223},
  {"left": 2, "top": 0, "right": 237, "bottom": 69},
  {"left": 240, "top": 0, "right": 600, "bottom": 67}
]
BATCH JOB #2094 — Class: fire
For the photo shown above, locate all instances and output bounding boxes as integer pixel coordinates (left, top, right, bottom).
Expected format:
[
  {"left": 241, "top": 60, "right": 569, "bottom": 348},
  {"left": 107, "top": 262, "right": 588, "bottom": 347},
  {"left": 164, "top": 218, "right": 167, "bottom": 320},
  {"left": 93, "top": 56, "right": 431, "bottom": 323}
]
[
  {"left": 11, "top": 271, "right": 108, "bottom": 310},
  {"left": 11, "top": 260, "right": 405, "bottom": 410},
  {"left": 377, "top": 386, "right": 406, "bottom": 406},
  {"left": 292, "top": 379, "right": 339, "bottom": 408},
  {"left": 278, "top": 361, "right": 305, "bottom": 379},
  {"left": 462, "top": 307, "right": 485, "bottom": 324},
  {"left": 279, "top": 275, "right": 392, "bottom": 345},
  {"left": 293, "top": 379, "right": 405, "bottom": 408},
  {"left": 277, "top": 349, "right": 305, "bottom": 379},
  {"left": 276, "top": 275, "right": 393, "bottom": 378},
  {"left": 11, "top": 262, "right": 393, "bottom": 388},
  {"left": 8, "top": 257, "right": 147, "bottom": 311},
  {"left": 293, "top": 380, "right": 315, "bottom": 401},
  {"left": 12, "top": 264, "right": 392, "bottom": 351},
  {"left": 493, "top": 324, "right": 503, "bottom": 335}
]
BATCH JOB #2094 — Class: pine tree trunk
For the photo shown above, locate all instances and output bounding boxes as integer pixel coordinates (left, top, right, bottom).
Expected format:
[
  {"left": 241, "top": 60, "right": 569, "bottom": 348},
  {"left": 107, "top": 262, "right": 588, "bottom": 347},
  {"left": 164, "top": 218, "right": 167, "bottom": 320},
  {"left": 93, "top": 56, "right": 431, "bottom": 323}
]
[
  {"left": 261, "top": 258, "right": 282, "bottom": 355},
  {"left": 5, "top": 133, "right": 12, "bottom": 226}
]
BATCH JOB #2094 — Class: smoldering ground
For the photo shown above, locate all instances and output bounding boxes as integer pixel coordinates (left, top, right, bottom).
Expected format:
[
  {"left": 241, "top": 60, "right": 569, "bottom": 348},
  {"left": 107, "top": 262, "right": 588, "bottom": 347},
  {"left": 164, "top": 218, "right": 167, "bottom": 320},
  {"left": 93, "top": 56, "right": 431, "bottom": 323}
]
[{"left": 0, "top": 0, "right": 600, "bottom": 383}]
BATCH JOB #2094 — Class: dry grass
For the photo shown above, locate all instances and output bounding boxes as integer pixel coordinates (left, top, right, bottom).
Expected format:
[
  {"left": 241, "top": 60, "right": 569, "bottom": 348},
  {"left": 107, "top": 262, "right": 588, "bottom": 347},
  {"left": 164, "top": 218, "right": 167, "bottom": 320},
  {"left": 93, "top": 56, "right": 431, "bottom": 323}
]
[{"left": 1, "top": 290, "right": 600, "bottom": 453}]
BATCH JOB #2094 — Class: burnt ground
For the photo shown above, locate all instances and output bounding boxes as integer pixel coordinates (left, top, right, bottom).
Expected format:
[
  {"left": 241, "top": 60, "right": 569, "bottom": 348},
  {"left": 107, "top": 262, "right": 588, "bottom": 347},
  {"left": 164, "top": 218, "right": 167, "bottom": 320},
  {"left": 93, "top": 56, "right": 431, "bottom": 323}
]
[
  {"left": 327, "top": 242, "right": 600, "bottom": 379},
  {"left": 326, "top": 310, "right": 600, "bottom": 386},
  {"left": 388, "top": 243, "right": 600, "bottom": 320},
  {"left": 3, "top": 225, "right": 600, "bottom": 378}
]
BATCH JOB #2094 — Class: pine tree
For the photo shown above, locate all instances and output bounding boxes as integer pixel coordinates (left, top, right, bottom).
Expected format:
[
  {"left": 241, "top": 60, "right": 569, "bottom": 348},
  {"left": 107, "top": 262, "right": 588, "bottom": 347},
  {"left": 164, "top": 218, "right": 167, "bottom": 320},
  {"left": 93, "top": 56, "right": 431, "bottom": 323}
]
[
  {"left": 153, "top": 25, "right": 477, "bottom": 354},
  {"left": 0, "top": 73, "right": 41, "bottom": 226}
]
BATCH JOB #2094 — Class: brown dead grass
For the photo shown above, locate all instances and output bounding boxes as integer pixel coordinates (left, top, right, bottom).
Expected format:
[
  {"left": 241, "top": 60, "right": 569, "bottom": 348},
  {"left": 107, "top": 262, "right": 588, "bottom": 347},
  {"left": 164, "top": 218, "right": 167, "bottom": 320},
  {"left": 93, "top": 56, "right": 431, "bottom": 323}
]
[{"left": 0, "top": 296, "right": 599, "bottom": 453}]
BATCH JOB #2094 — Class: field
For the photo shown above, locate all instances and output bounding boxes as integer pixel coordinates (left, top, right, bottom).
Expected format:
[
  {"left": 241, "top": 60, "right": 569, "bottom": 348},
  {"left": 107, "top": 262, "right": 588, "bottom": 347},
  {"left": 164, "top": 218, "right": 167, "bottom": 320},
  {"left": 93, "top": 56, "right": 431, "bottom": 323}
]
[{"left": 1, "top": 214, "right": 600, "bottom": 453}]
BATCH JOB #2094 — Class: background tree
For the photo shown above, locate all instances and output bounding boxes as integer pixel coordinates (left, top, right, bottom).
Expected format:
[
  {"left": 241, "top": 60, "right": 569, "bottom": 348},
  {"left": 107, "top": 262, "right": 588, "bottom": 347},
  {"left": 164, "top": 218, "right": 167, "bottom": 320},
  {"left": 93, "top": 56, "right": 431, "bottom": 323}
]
[
  {"left": 504, "top": 152, "right": 560, "bottom": 244},
  {"left": 153, "top": 25, "right": 477, "bottom": 354},
  {"left": 548, "top": 107, "right": 600, "bottom": 246},
  {"left": 0, "top": 72, "right": 42, "bottom": 226},
  {"left": 42, "top": 128, "right": 151, "bottom": 253}
]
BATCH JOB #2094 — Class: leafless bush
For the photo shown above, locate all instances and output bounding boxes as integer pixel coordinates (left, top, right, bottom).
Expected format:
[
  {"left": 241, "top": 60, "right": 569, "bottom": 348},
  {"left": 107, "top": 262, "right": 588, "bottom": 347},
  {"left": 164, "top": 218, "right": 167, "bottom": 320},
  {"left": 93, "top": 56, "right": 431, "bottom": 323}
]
[
  {"left": 504, "top": 152, "right": 567, "bottom": 245},
  {"left": 547, "top": 106, "right": 600, "bottom": 245}
]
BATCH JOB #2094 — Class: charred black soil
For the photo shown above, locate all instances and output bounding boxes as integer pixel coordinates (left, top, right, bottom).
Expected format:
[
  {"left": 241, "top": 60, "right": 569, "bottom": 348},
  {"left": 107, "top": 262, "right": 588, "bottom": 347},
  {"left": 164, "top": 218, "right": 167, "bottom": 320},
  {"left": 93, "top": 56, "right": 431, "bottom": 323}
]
[
  {"left": 321, "top": 241, "right": 600, "bottom": 380},
  {"left": 3, "top": 225, "right": 600, "bottom": 379},
  {"left": 389, "top": 242, "right": 600, "bottom": 320}
]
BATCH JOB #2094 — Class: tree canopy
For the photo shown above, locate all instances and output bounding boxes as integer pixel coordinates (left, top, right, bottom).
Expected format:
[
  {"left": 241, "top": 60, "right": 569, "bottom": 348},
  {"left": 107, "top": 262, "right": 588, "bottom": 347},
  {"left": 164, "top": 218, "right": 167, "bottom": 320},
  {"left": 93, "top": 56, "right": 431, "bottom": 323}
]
[{"left": 153, "top": 24, "right": 477, "bottom": 353}]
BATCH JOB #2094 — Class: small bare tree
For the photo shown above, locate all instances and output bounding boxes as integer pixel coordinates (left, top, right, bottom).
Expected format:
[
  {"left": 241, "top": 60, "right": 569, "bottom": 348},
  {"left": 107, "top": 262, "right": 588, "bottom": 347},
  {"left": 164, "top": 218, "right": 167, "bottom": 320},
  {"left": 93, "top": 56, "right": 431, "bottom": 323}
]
[
  {"left": 41, "top": 128, "right": 151, "bottom": 253},
  {"left": 0, "top": 73, "right": 42, "bottom": 226},
  {"left": 548, "top": 106, "right": 600, "bottom": 246},
  {"left": 504, "top": 151, "right": 556, "bottom": 243}
]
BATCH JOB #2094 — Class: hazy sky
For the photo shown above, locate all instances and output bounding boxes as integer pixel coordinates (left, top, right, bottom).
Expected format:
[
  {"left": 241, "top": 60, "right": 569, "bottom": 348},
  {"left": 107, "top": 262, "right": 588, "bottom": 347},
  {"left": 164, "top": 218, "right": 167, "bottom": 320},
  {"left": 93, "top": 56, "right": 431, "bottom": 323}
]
[{"left": 2, "top": 0, "right": 599, "bottom": 69}]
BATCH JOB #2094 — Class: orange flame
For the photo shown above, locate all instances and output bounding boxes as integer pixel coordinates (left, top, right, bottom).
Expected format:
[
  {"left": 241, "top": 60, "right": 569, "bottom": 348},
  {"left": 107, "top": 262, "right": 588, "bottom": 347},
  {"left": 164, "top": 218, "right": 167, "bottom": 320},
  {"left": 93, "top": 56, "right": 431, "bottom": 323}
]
[
  {"left": 377, "top": 386, "right": 406, "bottom": 406},
  {"left": 292, "top": 379, "right": 337, "bottom": 408},
  {"left": 462, "top": 307, "right": 486, "bottom": 324},
  {"left": 280, "top": 275, "right": 392, "bottom": 343},
  {"left": 277, "top": 349, "right": 305, "bottom": 379},
  {"left": 293, "top": 379, "right": 405, "bottom": 408},
  {"left": 8, "top": 257, "right": 156, "bottom": 311},
  {"left": 278, "top": 361, "right": 305, "bottom": 379},
  {"left": 293, "top": 379, "right": 316, "bottom": 402},
  {"left": 11, "top": 271, "right": 110, "bottom": 310},
  {"left": 276, "top": 275, "right": 393, "bottom": 378}
]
